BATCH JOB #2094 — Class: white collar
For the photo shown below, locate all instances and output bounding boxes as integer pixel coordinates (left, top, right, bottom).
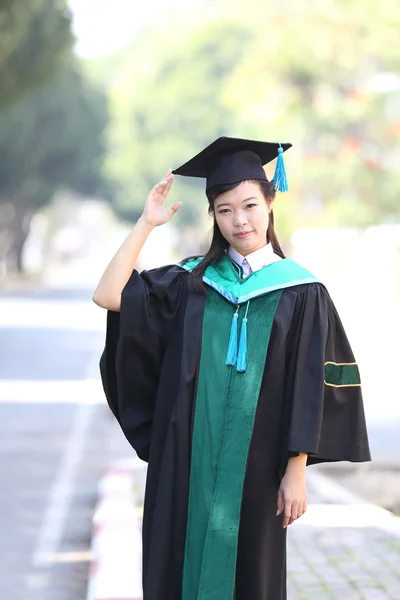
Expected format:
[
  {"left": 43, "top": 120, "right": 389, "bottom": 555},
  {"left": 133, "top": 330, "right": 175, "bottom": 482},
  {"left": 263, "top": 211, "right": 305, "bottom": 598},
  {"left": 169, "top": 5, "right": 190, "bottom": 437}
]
[{"left": 227, "top": 242, "right": 281, "bottom": 273}]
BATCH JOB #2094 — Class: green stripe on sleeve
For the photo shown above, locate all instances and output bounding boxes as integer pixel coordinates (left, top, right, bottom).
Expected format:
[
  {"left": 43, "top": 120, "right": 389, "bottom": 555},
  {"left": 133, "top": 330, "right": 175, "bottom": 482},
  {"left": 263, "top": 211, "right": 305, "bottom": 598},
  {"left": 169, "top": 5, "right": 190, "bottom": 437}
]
[{"left": 324, "top": 362, "right": 361, "bottom": 387}]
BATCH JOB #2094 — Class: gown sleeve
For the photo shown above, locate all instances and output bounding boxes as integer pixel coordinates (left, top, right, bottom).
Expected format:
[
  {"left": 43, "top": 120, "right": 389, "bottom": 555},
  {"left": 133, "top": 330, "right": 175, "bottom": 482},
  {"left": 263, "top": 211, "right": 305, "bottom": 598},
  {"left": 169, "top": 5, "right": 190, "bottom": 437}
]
[
  {"left": 284, "top": 283, "right": 371, "bottom": 466},
  {"left": 99, "top": 264, "right": 185, "bottom": 462}
]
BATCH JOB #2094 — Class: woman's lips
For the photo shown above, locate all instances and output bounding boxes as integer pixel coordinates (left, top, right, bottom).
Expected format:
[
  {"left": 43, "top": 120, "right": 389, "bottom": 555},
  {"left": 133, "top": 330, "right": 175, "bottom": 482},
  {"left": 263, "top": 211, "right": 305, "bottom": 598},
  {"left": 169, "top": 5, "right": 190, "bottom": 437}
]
[{"left": 235, "top": 231, "right": 253, "bottom": 238}]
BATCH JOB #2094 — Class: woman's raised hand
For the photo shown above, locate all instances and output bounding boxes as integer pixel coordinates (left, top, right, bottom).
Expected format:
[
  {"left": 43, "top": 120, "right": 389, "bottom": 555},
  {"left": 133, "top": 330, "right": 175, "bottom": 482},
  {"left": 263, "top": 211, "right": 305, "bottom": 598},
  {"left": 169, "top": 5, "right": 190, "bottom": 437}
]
[{"left": 140, "top": 169, "right": 182, "bottom": 228}]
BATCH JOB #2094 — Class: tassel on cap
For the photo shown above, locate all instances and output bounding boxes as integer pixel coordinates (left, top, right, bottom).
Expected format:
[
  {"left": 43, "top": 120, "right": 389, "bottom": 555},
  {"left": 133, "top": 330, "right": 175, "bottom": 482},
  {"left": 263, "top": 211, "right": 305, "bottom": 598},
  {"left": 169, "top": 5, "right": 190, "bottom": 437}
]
[
  {"left": 225, "top": 306, "right": 239, "bottom": 366},
  {"left": 272, "top": 143, "right": 289, "bottom": 193},
  {"left": 236, "top": 301, "right": 250, "bottom": 373}
]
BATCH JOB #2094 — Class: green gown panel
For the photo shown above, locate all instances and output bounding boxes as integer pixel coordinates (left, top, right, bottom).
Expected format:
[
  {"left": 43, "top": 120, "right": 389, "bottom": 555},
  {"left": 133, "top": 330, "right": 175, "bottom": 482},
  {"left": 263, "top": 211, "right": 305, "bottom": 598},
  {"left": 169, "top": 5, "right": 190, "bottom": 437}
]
[{"left": 182, "top": 287, "right": 282, "bottom": 600}]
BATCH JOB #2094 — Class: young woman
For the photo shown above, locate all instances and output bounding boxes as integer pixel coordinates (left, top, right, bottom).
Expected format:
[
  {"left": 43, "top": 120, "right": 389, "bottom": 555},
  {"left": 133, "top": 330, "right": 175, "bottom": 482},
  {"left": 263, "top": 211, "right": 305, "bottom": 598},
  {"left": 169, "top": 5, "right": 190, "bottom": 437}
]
[{"left": 94, "top": 137, "right": 371, "bottom": 600}]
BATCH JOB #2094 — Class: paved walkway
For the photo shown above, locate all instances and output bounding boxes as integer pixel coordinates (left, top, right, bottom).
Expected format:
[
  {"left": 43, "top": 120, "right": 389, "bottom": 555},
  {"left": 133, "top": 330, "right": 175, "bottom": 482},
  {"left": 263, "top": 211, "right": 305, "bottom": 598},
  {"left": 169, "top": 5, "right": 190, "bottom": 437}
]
[
  {"left": 88, "top": 458, "right": 400, "bottom": 600},
  {"left": 288, "top": 470, "right": 400, "bottom": 600}
]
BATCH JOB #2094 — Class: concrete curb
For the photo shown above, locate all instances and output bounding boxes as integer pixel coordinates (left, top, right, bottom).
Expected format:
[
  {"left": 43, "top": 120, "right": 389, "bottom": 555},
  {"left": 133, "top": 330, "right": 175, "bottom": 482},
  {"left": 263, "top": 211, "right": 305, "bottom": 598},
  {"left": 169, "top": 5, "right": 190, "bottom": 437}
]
[
  {"left": 308, "top": 468, "right": 400, "bottom": 539},
  {"left": 87, "top": 457, "right": 146, "bottom": 600}
]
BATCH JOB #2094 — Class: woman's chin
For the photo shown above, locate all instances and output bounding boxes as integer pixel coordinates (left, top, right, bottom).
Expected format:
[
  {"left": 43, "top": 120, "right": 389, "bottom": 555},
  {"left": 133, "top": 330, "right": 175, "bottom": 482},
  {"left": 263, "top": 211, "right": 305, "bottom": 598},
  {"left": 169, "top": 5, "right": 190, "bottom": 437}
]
[{"left": 230, "top": 237, "right": 264, "bottom": 254}]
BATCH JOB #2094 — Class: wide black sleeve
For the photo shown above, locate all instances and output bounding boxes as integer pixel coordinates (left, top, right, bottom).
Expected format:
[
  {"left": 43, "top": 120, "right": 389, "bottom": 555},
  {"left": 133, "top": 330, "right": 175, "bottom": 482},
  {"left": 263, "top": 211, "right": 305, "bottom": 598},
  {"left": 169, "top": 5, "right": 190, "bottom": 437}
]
[
  {"left": 99, "top": 265, "right": 185, "bottom": 462},
  {"left": 284, "top": 283, "right": 371, "bottom": 466}
]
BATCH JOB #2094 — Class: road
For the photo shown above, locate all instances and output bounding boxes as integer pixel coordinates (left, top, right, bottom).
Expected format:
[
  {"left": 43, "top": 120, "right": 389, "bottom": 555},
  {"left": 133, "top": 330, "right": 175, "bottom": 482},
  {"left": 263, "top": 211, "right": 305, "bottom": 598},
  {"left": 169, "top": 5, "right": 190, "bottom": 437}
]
[{"left": 0, "top": 286, "right": 132, "bottom": 600}]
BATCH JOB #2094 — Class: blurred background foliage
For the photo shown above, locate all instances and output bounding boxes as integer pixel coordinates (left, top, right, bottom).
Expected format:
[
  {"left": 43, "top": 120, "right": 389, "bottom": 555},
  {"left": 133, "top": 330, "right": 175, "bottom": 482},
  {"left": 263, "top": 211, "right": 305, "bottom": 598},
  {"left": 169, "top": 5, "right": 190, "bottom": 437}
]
[
  {"left": 0, "top": 0, "right": 73, "bottom": 110},
  {"left": 0, "top": 0, "right": 399, "bottom": 274}
]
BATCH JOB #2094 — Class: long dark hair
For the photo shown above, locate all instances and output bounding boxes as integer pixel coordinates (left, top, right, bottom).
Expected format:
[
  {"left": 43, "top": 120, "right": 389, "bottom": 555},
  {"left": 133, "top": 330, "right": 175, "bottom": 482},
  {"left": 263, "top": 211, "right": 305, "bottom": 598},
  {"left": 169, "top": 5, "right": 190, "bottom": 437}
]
[{"left": 183, "top": 179, "right": 286, "bottom": 293}]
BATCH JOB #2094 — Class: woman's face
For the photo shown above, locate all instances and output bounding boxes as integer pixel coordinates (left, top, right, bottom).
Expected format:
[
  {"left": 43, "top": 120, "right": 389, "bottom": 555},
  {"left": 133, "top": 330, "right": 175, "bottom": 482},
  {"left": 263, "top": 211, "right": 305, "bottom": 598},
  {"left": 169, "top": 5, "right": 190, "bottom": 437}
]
[{"left": 214, "top": 180, "right": 272, "bottom": 256}]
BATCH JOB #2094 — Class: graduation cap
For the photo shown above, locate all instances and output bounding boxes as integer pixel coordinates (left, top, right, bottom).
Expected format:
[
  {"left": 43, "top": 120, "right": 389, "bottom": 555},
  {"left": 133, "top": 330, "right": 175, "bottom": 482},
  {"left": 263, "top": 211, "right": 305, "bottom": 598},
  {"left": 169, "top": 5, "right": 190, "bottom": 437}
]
[{"left": 172, "top": 136, "right": 292, "bottom": 193}]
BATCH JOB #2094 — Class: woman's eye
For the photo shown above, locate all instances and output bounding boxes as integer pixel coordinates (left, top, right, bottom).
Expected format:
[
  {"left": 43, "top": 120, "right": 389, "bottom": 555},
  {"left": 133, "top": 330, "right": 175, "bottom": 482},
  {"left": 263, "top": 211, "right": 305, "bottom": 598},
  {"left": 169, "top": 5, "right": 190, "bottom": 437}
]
[
  {"left": 246, "top": 203, "right": 257, "bottom": 209},
  {"left": 219, "top": 209, "right": 230, "bottom": 214}
]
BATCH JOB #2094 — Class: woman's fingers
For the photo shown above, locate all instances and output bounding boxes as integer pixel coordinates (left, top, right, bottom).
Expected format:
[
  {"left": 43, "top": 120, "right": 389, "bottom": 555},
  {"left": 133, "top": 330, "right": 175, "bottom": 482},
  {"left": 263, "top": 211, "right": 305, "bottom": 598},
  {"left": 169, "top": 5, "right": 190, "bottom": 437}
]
[
  {"left": 150, "top": 182, "right": 167, "bottom": 200},
  {"left": 284, "top": 500, "right": 308, "bottom": 528},
  {"left": 150, "top": 170, "right": 174, "bottom": 200},
  {"left": 288, "top": 504, "right": 298, "bottom": 526},
  {"left": 283, "top": 500, "right": 304, "bottom": 528},
  {"left": 161, "top": 169, "right": 173, "bottom": 195},
  {"left": 164, "top": 173, "right": 174, "bottom": 195},
  {"left": 163, "top": 167, "right": 172, "bottom": 179},
  {"left": 154, "top": 176, "right": 171, "bottom": 196},
  {"left": 276, "top": 489, "right": 284, "bottom": 516},
  {"left": 282, "top": 502, "right": 292, "bottom": 528},
  {"left": 168, "top": 201, "right": 183, "bottom": 218}
]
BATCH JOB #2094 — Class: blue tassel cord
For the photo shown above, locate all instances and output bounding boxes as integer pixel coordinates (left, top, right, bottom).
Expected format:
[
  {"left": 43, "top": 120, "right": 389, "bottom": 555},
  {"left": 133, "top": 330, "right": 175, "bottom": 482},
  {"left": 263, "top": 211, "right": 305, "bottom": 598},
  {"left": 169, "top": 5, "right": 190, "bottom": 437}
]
[
  {"left": 225, "top": 306, "right": 239, "bottom": 366},
  {"left": 236, "top": 301, "right": 250, "bottom": 373},
  {"left": 272, "top": 144, "right": 289, "bottom": 193}
]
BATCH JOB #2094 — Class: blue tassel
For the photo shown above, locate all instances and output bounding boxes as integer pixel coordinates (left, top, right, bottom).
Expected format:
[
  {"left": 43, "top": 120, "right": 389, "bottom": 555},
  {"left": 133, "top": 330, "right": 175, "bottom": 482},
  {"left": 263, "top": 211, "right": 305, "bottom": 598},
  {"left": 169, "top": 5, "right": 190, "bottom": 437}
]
[
  {"left": 272, "top": 144, "right": 289, "bottom": 193},
  {"left": 236, "top": 301, "right": 250, "bottom": 373},
  {"left": 236, "top": 317, "right": 248, "bottom": 372},
  {"left": 225, "top": 307, "right": 239, "bottom": 366}
]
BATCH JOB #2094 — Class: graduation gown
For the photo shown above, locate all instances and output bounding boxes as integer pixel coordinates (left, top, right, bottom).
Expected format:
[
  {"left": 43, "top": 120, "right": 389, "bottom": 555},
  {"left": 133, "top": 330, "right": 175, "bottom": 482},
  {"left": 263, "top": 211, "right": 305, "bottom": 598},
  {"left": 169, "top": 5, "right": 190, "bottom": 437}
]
[{"left": 99, "top": 254, "right": 371, "bottom": 600}]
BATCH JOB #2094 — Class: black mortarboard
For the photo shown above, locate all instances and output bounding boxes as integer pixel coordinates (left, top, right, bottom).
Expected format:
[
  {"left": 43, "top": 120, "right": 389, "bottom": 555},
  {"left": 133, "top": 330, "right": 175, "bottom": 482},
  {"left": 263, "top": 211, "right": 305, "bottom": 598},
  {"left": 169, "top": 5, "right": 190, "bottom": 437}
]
[{"left": 172, "top": 136, "right": 292, "bottom": 193}]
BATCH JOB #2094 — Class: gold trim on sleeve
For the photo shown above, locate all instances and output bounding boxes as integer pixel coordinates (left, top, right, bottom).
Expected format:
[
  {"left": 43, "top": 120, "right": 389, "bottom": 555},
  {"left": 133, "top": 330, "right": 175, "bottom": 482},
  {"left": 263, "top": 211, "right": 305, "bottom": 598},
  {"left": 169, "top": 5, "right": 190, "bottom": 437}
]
[
  {"left": 324, "top": 381, "right": 361, "bottom": 388},
  {"left": 324, "top": 361, "right": 357, "bottom": 366}
]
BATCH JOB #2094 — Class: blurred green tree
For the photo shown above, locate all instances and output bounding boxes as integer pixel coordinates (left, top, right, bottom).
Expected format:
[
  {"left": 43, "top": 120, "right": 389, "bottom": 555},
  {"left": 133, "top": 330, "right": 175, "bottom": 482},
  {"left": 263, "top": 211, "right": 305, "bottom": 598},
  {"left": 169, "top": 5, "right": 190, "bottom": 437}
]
[
  {"left": 0, "top": 0, "right": 74, "bottom": 110},
  {"left": 222, "top": 0, "right": 400, "bottom": 228},
  {"left": 0, "top": 62, "right": 108, "bottom": 272},
  {"left": 95, "top": 0, "right": 400, "bottom": 237}
]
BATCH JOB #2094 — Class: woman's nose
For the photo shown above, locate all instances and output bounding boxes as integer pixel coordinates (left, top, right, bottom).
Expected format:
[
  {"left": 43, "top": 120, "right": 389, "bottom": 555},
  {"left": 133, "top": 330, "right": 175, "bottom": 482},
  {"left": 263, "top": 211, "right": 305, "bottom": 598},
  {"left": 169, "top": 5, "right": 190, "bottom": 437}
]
[{"left": 233, "top": 212, "right": 247, "bottom": 227}]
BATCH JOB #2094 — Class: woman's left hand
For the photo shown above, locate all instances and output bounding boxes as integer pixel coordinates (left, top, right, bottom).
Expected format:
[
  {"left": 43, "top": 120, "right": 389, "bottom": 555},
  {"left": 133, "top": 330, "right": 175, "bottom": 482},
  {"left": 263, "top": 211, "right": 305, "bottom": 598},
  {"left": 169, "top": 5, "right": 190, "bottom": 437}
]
[{"left": 276, "top": 467, "right": 308, "bottom": 529}]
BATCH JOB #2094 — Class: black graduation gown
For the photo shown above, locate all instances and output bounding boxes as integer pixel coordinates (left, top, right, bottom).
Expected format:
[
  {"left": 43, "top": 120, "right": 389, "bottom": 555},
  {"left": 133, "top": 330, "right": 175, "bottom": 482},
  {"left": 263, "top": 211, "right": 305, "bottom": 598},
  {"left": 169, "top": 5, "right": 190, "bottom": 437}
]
[{"left": 99, "top": 263, "right": 371, "bottom": 600}]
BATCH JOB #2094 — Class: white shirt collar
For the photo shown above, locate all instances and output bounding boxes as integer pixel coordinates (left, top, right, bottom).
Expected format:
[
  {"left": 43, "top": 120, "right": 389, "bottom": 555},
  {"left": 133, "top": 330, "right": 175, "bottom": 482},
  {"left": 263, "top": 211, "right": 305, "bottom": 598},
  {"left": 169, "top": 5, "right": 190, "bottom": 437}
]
[{"left": 227, "top": 242, "right": 282, "bottom": 275}]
